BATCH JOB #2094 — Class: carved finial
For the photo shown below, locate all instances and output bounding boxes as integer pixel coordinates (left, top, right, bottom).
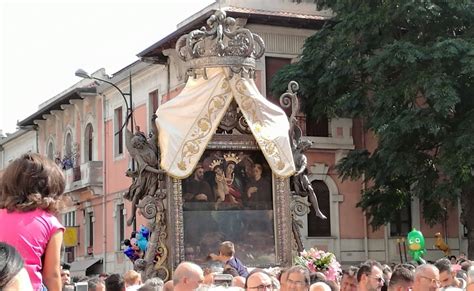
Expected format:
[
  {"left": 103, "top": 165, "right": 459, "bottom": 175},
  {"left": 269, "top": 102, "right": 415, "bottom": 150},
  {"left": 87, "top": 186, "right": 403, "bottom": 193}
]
[{"left": 175, "top": 9, "right": 265, "bottom": 78}]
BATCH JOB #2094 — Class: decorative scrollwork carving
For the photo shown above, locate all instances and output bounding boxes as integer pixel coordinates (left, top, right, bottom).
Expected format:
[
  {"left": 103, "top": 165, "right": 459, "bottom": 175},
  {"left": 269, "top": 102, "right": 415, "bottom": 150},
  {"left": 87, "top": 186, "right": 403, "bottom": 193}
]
[
  {"left": 175, "top": 9, "right": 265, "bottom": 79},
  {"left": 290, "top": 195, "right": 312, "bottom": 217},
  {"left": 217, "top": 100, "right": 251, "bottom": 134},
  {"left": 137, "top": 196, "right": 158, "bottom": 219},
  {"left": 142, "top": 196, "right": 169, "bottom": 281}
]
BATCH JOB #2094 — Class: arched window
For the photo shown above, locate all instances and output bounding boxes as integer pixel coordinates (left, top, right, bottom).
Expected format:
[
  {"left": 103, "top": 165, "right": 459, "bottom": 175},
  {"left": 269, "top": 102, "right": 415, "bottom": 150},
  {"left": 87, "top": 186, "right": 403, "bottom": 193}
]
[
  {"left": 85, "top": 123, "right": 94, "bottom": 161},
  {"left": 65, "top": 132, "right": 72, "bottom": 158},
  {"left": 307, "top": 181, "right": 331, "bottom": 237},
  {"left": 62, "top": 132, "right": 74, "bottom": 170},
  {"left": 47, "top": 141, "right": 54, "bottom": 160}
]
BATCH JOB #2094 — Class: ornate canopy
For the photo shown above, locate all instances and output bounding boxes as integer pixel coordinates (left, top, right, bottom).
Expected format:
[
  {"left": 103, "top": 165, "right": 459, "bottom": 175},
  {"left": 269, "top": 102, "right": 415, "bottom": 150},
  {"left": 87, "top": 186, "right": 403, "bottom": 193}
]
[{"left": 155, "top": 10, "right": 295, "bottom": 179}]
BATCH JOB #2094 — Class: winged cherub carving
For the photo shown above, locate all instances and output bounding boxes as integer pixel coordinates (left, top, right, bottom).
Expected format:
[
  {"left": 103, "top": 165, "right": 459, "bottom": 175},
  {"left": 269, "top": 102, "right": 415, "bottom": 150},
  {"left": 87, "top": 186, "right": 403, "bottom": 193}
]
[{"left": 124, "top": 114, "right": 164, "bottom": 226}]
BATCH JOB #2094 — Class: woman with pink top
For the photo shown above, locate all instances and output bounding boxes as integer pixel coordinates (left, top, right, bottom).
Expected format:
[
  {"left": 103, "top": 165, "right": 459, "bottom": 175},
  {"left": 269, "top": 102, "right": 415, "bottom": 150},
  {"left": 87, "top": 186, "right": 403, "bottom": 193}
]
[{"left": 0, "top": 153, "right": 65, "bottom": 291}]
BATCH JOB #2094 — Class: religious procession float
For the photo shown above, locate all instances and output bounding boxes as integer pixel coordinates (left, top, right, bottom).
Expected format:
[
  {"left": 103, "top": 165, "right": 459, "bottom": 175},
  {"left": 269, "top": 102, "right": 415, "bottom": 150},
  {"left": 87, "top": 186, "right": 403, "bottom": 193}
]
[{"left": 122, "top": 9, "right": 336, "bottom": 281}]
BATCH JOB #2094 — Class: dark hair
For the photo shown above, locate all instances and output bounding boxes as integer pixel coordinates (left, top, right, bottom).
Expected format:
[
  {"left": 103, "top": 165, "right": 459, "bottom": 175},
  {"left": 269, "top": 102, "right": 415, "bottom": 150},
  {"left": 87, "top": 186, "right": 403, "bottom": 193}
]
[
  {"left": 223, "top": 266, "right": 239, "bottom": 277},
  {"left": 62, "top": 262, "right": 71, "bottom": 270},
  {"left": 0, "top": 242, "right": 25, "bottom": 289},
  {"left": 277, "top": 268, "right": 288, "bottom": 281},
  {"left": 435, "top": 258, "right": 452, "bottom": 274},
  {"left": 389, "top": 267, "right": 414, "bottom": 287},
  {"left": 287, "top": 266, "right": 310, "bottom": 287},
  {"left": 105, "top": 273, "right": 125, "bottom": 291},
  {"left": 357, "top": 260, "right": 383, "bottom": 282},
  {"left": 0, "top": 153, "right": 65, "bottom": 213}
]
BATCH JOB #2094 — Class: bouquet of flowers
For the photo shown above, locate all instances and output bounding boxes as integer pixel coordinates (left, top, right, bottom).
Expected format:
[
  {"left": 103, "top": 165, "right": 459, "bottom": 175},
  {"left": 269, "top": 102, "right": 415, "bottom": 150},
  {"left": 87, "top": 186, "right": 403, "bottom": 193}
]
[{"left": 294, "top": 248, "right": 341, "bottom": 281}]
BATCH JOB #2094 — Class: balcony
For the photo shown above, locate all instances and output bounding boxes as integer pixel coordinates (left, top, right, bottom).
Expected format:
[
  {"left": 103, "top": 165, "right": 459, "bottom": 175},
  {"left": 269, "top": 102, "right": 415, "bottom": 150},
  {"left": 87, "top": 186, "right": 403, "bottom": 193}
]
[
  {"left": 64, "top": 161, "right": 103, "bottom": 195},
  {"left": 301, "top": 117, "right": 355, "bottom": 150}
]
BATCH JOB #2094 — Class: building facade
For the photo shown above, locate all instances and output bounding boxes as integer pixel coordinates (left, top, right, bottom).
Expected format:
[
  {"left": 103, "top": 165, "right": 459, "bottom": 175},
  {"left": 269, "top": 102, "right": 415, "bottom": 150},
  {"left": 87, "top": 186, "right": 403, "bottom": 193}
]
[
  {"left": 13, "top": 0, "right": 466, "bottom": 276},
  {"left": 0, "top": 128, "right": 38, "bottom": 175}
]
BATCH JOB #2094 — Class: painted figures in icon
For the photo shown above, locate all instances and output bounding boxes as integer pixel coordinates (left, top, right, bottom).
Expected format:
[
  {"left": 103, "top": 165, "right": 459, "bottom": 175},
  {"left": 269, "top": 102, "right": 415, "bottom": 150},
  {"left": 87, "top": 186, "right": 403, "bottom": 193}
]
[{"left": 182, "top": 150, "right": 272, "bottom": 210}]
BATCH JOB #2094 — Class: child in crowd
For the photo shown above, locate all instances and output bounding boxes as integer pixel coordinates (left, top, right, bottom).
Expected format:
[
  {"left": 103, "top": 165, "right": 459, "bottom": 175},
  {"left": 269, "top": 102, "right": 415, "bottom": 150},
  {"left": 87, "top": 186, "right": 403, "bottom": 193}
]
[
  {"left": 209, "top": 241, "right": 249, "bottom": 278},
  {"left": 0, "top": 153, "right": 66, "bottom": 291},
  {"left": 124, "top": 270, "right": 142, "bottom": 290}
]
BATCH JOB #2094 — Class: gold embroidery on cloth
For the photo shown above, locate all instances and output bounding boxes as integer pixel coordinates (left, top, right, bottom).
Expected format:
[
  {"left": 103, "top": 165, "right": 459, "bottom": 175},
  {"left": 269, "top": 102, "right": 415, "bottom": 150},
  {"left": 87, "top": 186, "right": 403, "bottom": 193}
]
[
  {"left": 234, "top": 79, "right": 285, "bottom": 171},
  {"left": 177, "top": 79, "right": 231, "bottom": 171}
]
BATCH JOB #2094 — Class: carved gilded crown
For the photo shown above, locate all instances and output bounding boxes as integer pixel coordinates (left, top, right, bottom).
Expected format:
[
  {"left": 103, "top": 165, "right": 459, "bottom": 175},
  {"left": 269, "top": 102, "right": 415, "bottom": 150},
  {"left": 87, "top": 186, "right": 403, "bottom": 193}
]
[
  {"left": 223, "top": 153, "right": 241, "bottom": 164},
  {"left": 210, "top": 159, "right": 223, "bottom": 170},
  {"left": 175, "top": 9, "right": 265, "bottom": 78}
]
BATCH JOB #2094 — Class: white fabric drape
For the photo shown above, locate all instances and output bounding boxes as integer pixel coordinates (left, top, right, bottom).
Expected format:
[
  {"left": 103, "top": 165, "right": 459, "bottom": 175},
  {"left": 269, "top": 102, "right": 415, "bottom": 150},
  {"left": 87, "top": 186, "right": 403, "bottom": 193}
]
[{"left": 156, "top": 67, "right": 295, "bottom": 179}]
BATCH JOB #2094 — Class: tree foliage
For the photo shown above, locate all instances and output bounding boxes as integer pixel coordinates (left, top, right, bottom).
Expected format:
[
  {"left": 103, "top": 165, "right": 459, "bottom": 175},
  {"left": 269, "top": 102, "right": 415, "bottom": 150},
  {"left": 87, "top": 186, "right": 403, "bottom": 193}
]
[{"left": 272, "top": 1, "right": 474, "bottom": 230}]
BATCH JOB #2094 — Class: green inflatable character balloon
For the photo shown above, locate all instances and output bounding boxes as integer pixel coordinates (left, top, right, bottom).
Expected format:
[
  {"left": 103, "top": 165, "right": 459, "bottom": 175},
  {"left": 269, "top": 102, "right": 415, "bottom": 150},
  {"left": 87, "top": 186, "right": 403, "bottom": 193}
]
[{"left": 407, "top": 228, "right": 426, "bottom": 264}]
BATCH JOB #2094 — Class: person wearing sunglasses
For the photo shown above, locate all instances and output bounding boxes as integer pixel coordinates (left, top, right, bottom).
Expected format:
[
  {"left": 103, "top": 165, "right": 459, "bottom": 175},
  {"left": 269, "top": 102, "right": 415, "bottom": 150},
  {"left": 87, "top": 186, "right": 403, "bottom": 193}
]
[
  {"left": 357, "top": 260, "right": 385, "bottom": 291},
  {"left": 412, "top": 264, "right": 440, "bottom": 291}
]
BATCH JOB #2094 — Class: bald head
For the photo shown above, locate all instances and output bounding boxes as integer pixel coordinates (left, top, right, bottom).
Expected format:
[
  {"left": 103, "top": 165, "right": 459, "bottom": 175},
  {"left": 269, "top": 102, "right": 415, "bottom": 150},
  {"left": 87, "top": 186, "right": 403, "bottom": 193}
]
[
  {"left": 173, "top": 262, "right": 204, "bottom": 291},
  {"left": 246, "top": 270, "right": 274, "bottom": 291},
  {"left": 163, "top": 280, "right": 174, "bottom": 291},
  {"left": 415, "top": 264, "right": 438, "bottom": 277},
  {"left": 413, "top": 264, "right": 439, "bottom": 291},
  {"left": 310, "top": 282, "right": 331, "bottom": 291}
]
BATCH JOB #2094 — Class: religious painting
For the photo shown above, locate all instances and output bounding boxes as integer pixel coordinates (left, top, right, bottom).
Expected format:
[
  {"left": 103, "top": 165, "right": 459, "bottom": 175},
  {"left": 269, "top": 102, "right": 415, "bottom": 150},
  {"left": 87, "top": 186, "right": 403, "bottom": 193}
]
[{"left": 181, "top": 149, "right": 275, "bottom": 266}]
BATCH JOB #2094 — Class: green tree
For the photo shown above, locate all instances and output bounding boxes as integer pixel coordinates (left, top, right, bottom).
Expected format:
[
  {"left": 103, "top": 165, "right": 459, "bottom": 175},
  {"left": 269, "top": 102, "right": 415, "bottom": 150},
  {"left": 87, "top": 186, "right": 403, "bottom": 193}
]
[{"left": 272, "top": 0, "right": 474, "bottom": 256}]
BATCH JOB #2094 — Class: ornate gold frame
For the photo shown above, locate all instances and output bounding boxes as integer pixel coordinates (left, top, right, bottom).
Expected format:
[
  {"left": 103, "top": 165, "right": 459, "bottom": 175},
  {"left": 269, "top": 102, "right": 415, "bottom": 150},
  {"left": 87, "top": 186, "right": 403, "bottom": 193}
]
[{"left": 166, "top": 134, "right": 293, "bottom": 270}]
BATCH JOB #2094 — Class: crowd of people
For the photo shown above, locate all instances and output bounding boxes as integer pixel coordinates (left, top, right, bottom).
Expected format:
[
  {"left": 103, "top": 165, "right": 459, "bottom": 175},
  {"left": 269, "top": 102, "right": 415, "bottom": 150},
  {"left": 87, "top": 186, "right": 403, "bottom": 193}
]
[
  {"left": 50, "top": 254, "right": 474, "bottom": 291},
  {"left": 4, "top": 234, "right": 474, "bottom": 291},
  {"left": 1, "top": 149, "right": 474, "bottom": 291}
]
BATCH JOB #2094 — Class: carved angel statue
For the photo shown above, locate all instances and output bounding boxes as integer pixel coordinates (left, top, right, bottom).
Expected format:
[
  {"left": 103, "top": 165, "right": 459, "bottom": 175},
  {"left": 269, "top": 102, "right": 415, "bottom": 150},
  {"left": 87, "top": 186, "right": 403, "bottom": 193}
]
[
  {"left": 124, "top": 114, "right": 164, "bottom": 226},
  {"left": 283, "top": 80, "right": 326, "bottom": 220},
  {"left": 292, "top": 134, "right": 327, "bottom": 219}
]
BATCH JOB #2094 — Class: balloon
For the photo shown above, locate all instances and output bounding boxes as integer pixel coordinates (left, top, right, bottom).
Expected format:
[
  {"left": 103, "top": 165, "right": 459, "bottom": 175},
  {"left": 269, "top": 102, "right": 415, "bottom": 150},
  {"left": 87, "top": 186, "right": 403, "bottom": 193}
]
[
  {"left": 434, "top": 232, "right": 451, "bottom": 256},
  {"left": 407, "top": 228, "right": 426, "bottom": 264},
  {"left": 124, "top": 246, "right": 139, "bottom": 261},
  {"left": 137, "top": 236, "right": 148, "bottom": 252},
  {"left": 139, "top": 225, "right": 150, "bottom": 240}
]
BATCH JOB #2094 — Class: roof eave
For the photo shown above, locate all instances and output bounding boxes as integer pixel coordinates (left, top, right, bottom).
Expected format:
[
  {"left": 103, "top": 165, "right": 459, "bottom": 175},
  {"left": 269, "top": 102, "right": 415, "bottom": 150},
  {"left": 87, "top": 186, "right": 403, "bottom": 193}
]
[
  {"left": 137, "top": 8, "right": 329, "bottom": 61},
  {"left": 17, "top": 87, "right": 97, "bottom": 127}
]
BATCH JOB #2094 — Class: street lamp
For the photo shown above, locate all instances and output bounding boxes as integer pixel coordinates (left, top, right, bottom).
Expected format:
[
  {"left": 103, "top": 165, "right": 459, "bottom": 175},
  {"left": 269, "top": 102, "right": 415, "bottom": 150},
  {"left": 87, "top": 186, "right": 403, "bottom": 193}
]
[
  {"left": 75, "top": 69, "right": 133, "bottom": 135},
  {"left": 75, "top": 68, "right": 137, "bottom": 230}
]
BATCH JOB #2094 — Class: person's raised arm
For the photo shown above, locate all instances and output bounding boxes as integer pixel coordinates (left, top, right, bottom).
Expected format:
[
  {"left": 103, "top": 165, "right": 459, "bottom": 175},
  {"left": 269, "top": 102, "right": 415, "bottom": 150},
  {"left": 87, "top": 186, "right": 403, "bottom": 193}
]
[{"left": 42, "top": 230, "right": 63, "bottom": 291}]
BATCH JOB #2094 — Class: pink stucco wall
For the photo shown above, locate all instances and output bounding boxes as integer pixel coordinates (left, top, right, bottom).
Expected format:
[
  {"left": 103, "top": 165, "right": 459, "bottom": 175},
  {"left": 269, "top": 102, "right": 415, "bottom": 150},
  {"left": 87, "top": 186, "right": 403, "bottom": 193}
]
[{"left": 420, "top": 204, "right": 459, "bottom": 237}]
